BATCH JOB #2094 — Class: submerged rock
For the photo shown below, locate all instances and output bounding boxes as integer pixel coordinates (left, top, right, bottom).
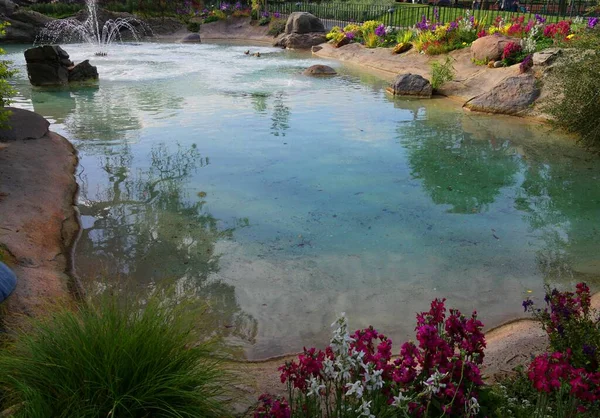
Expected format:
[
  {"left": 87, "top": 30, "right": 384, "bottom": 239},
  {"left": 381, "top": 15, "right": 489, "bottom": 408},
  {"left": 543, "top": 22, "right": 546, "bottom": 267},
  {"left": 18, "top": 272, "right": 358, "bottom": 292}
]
[
  {"left": 0, "top": 262, "right": 17, "bottom": 303},
  {"left": 181, "top": 32, "right": 201, "bottom": 43},
  {"left": 24, "top": 46, "right": 98, "bottom": 86},
  {"left": 464, "top": 74, "right": 540, "bottom": 115},
  {"left": 471, "top": 34, "right": 515, "bottom": 62},
  {"left": 303, "top": 64, "right": 336, "bottom": 76},
  {"left": 386, "top": 73, "right": 432, "bottom": 98}
]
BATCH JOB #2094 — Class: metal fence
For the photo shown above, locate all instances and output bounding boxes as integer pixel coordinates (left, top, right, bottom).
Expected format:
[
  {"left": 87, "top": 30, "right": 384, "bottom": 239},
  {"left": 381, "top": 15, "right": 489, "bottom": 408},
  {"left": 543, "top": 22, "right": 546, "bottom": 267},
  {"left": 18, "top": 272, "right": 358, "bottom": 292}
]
[{"left": 260, "top": 0, "right": 595, "bottom": 29}]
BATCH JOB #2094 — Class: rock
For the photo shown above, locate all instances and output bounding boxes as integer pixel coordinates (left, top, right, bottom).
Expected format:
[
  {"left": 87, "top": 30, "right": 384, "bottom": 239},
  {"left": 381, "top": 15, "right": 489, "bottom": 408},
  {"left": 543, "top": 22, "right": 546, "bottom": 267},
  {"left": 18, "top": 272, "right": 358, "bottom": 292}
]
[
  {"left": 464, "top": 74, "right": 541, "bottom": 115},
  {"left": 487, "top": 60, "right": 495, "bottom": 68},
  {"left": 180, "top": 32, "right": 201, "bottom": 43},
  {"left": 532, "top": 48, "right": 561, "bottom": 66},
  {"left": 284, "top": 12, "right": 325, "bottom": 35},
  {"left": 493, "top": 61, "right": 504, "bottom": 68},
  {"left": 25, "top": 46, "right": 97, "bottom": 86},
  {"left": 0, "top": 262, "right": 17, "bottom": 303},
  {"left": 3, "top": 10, "right": 54, "bottom": 43},
  {"left": 68, "top": 60, "right": 99, "bottom": 83},
  {"left": 303, "top": 64, "right": 336, "bottom": 76},
  {"left": 0, "top": 0, "right": 17, "bottom": 17},
  {"left": 0, "top": 107, "right": 49, "bottom": 141},
  {"left": 471, "top": 34, "right": 515, "bottom": 62},
  {"left": 311, "top": 45, "right": 323, "bottom": 53},
  {"left": 274, "top": 32, "right": 327, "bottom": 49},
  {"left": 386, "top": 73, "right": 432, "bottom": 98},
  {"left": 392, "top": 42, "right": 412, "bottom": 55},
  {"left": 25, "top": 45, "right": 71, "bottom": 86},
  {"left": 332, "top": 36, "right": 350, "bottom": 48}
]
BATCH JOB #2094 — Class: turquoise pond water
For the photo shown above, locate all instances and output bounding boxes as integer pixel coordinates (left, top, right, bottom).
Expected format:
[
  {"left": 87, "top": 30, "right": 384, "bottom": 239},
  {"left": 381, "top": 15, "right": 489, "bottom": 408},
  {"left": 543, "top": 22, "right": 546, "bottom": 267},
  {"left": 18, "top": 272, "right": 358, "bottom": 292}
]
[{"left": 5, "top": 42, "right": 600, "bottom": 358}]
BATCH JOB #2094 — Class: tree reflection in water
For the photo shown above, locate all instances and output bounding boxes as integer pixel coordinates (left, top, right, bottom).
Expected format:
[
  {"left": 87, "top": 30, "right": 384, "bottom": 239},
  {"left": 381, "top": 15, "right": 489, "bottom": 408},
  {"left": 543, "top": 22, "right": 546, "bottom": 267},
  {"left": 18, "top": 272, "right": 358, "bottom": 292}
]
[
  {"left": 397, "top": 106, "right": 520, "bottom": 214},
  {"left": 76, "top": 142, "right": 257, "bottom": 348}
]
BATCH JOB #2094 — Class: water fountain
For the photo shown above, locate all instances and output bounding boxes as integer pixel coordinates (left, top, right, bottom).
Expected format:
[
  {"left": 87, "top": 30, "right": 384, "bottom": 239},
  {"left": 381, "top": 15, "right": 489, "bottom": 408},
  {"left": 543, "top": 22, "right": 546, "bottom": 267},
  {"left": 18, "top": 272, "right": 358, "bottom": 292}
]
[{"left": 36, "top": 0, "right": 149, "bottom": 55}]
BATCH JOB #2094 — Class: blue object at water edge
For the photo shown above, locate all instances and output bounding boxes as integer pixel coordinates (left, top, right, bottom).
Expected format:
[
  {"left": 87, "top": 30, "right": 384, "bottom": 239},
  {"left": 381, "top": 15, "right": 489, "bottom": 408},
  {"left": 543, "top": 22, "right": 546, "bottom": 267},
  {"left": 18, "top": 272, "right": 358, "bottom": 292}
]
[{"left": 0, "top": 262, "right": 17, "bottom": 302}]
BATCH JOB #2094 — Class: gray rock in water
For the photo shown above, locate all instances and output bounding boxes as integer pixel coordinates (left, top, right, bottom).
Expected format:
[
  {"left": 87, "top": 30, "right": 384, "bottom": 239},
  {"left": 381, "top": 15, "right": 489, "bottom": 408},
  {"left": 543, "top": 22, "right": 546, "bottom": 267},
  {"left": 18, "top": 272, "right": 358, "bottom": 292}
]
[
  {"left": 180, "top": 33, "right": 201, "bottom": 43},
  {"left": 3, "top": 10, "right": 54, "bottom": 43},
  {"left": 25, "top": 45, "right": 71, "bottom": 86},
  {"left": 0, "top": 262, "right": 17, "bottom": 303},
  {"left": 303, "top": 64, "right": 336, "bottom": 76},
  {"left": 386, "top": 73, "right": 432, "bottom": 98},
  {"left": 464, "top": 74, "right": 540, "bottom": 115},
  {"left": 284, "top": 12, "right": 325, "bottom": 34},
  {"left": 0, "top": 107, "right": 49, "bottom": 141},
  {"left": 274, "top": 32, "right": 327, "bottom": 49},
  {"left": 68, "top": 60, "right": 99, "bottom": 83},
  {"left": 25, "top": 46, "right": 98, "bottom": 86}
]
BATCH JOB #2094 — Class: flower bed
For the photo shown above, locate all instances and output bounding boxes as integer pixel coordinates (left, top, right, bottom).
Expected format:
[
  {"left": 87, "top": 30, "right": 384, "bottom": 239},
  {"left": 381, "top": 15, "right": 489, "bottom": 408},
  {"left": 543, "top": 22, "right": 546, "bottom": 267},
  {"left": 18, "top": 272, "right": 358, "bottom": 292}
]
[
  {"left": 325, "top": 10, "right": 599, "bottom": 67},
  {"left": 253, "top": 283, "right": 600, "bottom": 417}
]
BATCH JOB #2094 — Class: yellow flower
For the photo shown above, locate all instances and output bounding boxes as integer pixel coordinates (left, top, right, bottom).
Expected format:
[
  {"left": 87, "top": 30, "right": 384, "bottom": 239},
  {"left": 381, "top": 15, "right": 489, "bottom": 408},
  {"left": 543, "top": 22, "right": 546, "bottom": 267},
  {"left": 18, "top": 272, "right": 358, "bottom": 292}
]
[
  {"left": 489, "top": 26, "right": 498, "bottom": 35},
  {"left": 462, "top": 42, "right": 467, "bottom": 45},
  {"left": 567, "top": 34, "right": 575, "bottom": 40}
]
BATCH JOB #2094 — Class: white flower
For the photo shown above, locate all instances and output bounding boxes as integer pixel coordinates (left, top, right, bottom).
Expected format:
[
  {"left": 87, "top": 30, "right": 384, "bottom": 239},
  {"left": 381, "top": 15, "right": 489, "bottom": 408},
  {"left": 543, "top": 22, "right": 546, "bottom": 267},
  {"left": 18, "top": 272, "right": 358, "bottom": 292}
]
[
  {"left": 423, "top": 370, "right": 448, "bottom": 396},
  {"left": 356, "top": 400, "right": 375, "bottom": 418},
  {"left": 306, "top": 377, "right": 325, "bottom": 397},
  {"left": 345, "top": 380, "right": 364, "bottom": 399},
  {"left": 391, "top": 392, "right": 410, "bottom": 408},
  {"left": 322, "top": 357, "right": 337, "bottom": 379},
  {"left": 465, "top": 396, "right": 480, "bottom": 417}
]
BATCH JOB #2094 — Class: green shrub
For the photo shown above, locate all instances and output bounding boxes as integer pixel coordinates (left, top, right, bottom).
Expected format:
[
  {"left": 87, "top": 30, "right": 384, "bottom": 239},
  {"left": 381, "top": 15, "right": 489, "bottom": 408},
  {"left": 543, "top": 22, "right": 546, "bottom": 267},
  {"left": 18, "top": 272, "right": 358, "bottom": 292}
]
[
  {"left": 26, "top": 3, "right": 83, "bottom": 18},
  {"left": 267, "top": 18, "right": 286, "bottom": 37},
  {"left": 187, "top": 21, "right": 201, "bottom": 32},
  {"left": 0, "top": 292, "right": 231, "bottom": 417},
  {"left": 430, "top": 56, "right": 455, "bottom": 90},
  {"left": 258, "top": 16, "right": 271, "bottom": 26},
  {"left": 544, "top": 48, "right": 600, "bottom": 149},
  {"left": 203, "top": 15, "right": 220, "bottom": 24},
  {"left": 0, "top": 23, "right": 16, "bottom": 128}
]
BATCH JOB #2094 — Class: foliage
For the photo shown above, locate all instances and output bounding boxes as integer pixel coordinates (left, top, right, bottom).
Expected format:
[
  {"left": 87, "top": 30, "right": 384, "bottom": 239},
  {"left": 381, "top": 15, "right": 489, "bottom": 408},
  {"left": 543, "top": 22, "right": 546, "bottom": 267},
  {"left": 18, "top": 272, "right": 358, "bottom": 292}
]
[
  {"left": 187, "top": 21, "right": 200, "bottom": 32},
  {"left": 254, "top": 298, "right": 486, "bottom": 417},
  {"left": 0, "top": 291, "right": 232, "bottom": 417},
  {"left": 0, "top": 23, "right": 16, "bottom": 129},
  {"left": 26, "top": 3, "right": 83, "bottom": 18},
  {"left": 268, "top": 19, "right": 286, "bottom": 37},
  {"left": 543, "top": 34, "right": 600, "bottom": 149},
  {"left": 203, "top": 15, "right": 221, "bottom": 24},
  {"left": 430, "top": 56, "right": 455, "bottom": 90}
]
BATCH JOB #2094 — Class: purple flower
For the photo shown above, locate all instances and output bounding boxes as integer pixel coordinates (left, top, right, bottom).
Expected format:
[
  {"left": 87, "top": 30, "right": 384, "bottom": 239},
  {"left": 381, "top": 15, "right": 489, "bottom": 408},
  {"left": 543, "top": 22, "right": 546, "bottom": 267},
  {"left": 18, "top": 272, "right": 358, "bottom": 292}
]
[
  {"left": 434, "top": 7, "right": 440, "bottom": 23},
  {"left": 375, "top": 24, "right": 386, "bottom": 37},
  {"left": 588, "top": 17, "right": 598, "bottom": 29},
  {"left": 449, "top": 21, "right": 458, "bottom": 31},
  {"left": 220, "top": 2, "right": 229, "bottom": 11},
  {"left": 261, "top": 11, "right": 269, "bottom": 18},
  {"left": 583, "top": 344, "right": 597, "bottom": 357},
  {"left": 535, "top": 14, "right": 546, "bottom": 24},
  {"left": 274, "top": 12, "right": 281, "bottom": 19},
  {"left": 416, "top": 15, "right": 429, "bottom": 31},
  {"left": 523, "top": 299, "right": 534, "bottom": 312},
  {"left": 234, "top": 1, "right": 242, "bottom": 10},
  {"left": 345, "top": 31, "right": 355, "bottom": 40}
]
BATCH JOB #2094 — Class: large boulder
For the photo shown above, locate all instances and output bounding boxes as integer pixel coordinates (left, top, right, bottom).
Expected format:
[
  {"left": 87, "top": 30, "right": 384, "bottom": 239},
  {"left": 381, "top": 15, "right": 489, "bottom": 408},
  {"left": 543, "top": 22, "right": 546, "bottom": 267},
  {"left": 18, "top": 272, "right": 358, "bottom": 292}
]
[
  {"left": 284, "top": 12, "right": 325, "bottom": 34},
  {"left": 274, "top": 32, "right": 327, "bottom": 49},
  {"left": 464, "top": 74, "right": 540, "bottom": 115},
  {"left": 0, "top": 0, "right": 17, "bottom": 16},
  {"left": 386, "top": 73, "right": 432, "bottom": 98},
  {"left": 3, "top": 10, "right": 54, "bottom": 43},
  {"left": 24, "top": 45, "right": 98, "bottom": 86},
  {"left": 68, "top": 59, "right": 98, "bottom": 82},
  {"left": 471, "top": 34, "right": 516, "bottom": 62},
  {"left": 0, "top": 107, "right": 49, "bottom": 141},
  {"left": 303, "top": 64, "right": 336, "bottom": 76}
]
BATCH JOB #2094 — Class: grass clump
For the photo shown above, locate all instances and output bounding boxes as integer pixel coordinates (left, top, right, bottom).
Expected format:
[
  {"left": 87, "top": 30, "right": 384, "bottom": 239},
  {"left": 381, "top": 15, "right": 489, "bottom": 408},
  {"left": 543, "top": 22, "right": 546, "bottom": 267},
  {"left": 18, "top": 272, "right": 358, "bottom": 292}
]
[
  {"left": 544, "top": 47, "right": 600, "bottom": 149},
  {"left": 0, "top": 292, "right": 231, "bottom": 418},
  {"left": 430, "top": 56, "right": 455, "bottom": 90},
  {"left": 187, "top": 21, "right": 200, "bottom": 32}
]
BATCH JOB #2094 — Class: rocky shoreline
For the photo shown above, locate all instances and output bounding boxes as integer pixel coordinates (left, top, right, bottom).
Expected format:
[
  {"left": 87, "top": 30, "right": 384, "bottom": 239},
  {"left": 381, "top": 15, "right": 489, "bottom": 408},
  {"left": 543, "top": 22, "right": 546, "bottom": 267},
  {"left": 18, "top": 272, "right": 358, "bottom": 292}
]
[{"left": 0, "top": 108, "right": 80, "bottom": 320}]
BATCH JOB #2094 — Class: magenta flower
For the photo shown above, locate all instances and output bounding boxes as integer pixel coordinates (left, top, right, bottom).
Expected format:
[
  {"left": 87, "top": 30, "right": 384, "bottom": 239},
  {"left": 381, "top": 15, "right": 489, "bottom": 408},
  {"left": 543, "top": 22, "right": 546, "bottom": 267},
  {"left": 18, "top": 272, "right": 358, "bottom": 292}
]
[{"left": 375, "top": 24, "right": 386, "bottom": 37}]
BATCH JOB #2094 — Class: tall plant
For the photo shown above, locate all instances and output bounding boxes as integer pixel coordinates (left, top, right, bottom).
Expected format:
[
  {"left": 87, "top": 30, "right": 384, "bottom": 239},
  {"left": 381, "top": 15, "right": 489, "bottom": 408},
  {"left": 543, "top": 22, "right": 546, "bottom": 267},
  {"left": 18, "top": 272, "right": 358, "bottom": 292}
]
[{"left": 0, "top": 22, "right": 16, "bottom": 128}]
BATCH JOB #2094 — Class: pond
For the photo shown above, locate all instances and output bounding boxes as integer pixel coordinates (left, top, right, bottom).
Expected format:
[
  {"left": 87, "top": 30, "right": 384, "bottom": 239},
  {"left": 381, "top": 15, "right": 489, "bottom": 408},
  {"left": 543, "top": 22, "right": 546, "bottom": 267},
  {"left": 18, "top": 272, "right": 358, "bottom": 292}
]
[{"left": 5, "top": 42, "right": 600, "bottom": 359}]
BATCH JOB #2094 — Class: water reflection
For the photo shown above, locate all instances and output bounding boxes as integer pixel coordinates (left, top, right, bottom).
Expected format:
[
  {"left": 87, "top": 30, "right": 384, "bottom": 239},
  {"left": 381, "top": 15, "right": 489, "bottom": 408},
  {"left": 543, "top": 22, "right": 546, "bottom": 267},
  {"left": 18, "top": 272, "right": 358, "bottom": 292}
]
[
  {"left": 397, "top": 105, "right": 521, "bottom": 214},
  {"left": 77, "top": 142, "right": 258, "bottom": 346},
  {"left": 271, "top": 92, "right": 290, "bottom": 137}
]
